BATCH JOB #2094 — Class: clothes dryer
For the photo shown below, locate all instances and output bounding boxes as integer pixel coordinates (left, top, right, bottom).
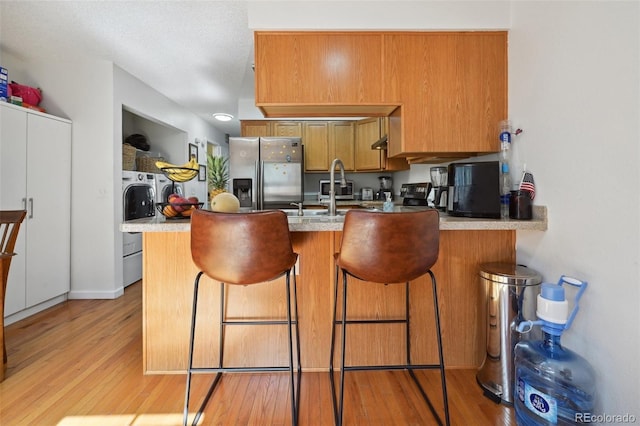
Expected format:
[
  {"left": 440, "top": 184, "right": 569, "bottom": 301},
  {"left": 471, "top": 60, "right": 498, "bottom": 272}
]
[
  {"left": 153, "top": 173, "right": 184, "bottom": 204},
  {"left": 122, "top": 171, "right": 155, "bottom": 287}
]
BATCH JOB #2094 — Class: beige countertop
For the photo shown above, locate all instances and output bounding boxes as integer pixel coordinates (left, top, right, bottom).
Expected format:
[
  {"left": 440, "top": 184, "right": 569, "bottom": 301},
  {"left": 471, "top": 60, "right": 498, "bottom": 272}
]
[{"left": 121, "top": 205, "right": 547, "bottom": 233}]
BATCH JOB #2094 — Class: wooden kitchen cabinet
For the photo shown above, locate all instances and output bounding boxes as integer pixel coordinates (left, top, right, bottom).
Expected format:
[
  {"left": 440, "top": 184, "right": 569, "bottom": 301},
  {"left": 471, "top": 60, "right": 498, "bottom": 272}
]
[
  {"left": 240, "top": 120, "right": 271, "bottom": 137},
  {"left": 240, "top": 120, "right": 303, "bottom": 138},
  {"left": 142, "top": 228, "right": 515, "bottom": 373},
  {"left": 254, "top": 32, "right": 385, "bottom": 112},
  {"left": 244, "top": 118, "right": 404, "bottom": 173},
  {"left": 271, "top": 121, "right": 303, "bottom": 137},
  {"left": 303, "top": 121, "right": 354, "bottom": 172},
  {"left": 253, "top": 31, "right": 507, "bottom": 159},
  {"left": 330, "top": 121, "right": 355, "bottom": 171},
  {"left": 384, "top": 32, "right": 507, "bottom": 157},
  {"left": 0, "top": 103, "right": 71, "bottom": 319},
  {"left": 303, "top": 122, "right": 330, "bottom": 171},
  {"left": 354, "top": 117, "right": 409, "bottom": 172},
  {"left": 354, "top": 117, "right": 383, "bottom": 171}
]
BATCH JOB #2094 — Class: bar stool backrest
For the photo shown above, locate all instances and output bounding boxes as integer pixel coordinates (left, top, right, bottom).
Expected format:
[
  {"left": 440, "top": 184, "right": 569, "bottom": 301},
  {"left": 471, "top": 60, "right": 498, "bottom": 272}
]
[
  {"left": 337, "top": 209, "right": 439, "bottom": 284},
  {"left": 190, "top": 209, "right": 297, "bottom": 285}
]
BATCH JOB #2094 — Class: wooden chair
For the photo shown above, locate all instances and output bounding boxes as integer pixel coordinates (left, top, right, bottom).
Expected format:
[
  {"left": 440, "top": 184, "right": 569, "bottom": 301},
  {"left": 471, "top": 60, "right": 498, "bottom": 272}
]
[
  {"left": 329, "top": 209, "right": 450, "bottom": 425},
  {"left": 184, "top": 209, "right": 301, "bottom": 426},
  {"left": 1, "top": 210, "right": 27, "bottom": 382}
]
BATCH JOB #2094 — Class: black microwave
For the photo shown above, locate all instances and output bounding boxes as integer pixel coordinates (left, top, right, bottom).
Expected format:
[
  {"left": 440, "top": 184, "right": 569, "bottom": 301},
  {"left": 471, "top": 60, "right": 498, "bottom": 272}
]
[{"left": 447, "top": 161, "right": 500, "bottom": 218}]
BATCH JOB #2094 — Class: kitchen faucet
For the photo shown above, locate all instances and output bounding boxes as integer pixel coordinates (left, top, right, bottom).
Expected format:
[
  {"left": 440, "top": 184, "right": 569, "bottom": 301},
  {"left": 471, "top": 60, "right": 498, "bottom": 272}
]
[{"left": 329, "top": 158, "right": 347, "bottom": 216}]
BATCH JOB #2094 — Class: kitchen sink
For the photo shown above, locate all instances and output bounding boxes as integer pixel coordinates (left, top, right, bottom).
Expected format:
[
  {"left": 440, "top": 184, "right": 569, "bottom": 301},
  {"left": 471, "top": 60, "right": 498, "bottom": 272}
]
[{"left": 280, "top": 209, "right": 347, "bottom": 217}]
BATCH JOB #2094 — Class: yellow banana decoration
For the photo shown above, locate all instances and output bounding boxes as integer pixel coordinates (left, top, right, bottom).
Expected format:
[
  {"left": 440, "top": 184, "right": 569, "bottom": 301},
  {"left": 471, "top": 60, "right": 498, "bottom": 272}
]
[{"left": 156, "top": 155, "right": 199, "bottom": 182}]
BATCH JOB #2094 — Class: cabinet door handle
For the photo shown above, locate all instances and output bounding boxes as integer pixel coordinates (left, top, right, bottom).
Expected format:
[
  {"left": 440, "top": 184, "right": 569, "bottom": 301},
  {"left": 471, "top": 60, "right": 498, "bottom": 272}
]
[
  {"left": 22, "top": 197, "right": 27, "bottom": 210},
  {"left": 28, "top": 197, "right": 34, "bottom": 218}
]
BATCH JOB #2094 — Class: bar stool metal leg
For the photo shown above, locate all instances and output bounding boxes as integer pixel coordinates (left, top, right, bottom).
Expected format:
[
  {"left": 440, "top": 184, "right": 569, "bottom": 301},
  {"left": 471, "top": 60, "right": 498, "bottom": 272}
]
[
  {"left": 285, "top": 268, "right": 301, "bottom": 425},
  {"left": 404, "top": 271, "right": 450, "bottom": 426},
  {"left": 328, "top": 265, "right": 342, "bottom": 425},
  {"left": 183, "top": 269, "right": 300, "bottom": 426},
  {"left": 329, "top": 268, "right": 450, "bottom": 426}
]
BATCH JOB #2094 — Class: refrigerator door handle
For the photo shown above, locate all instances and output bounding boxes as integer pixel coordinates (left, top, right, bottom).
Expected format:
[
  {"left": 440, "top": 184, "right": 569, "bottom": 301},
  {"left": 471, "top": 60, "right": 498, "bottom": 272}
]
[{"left": 256, "top": 160, "right": 263, "bottom": 210}]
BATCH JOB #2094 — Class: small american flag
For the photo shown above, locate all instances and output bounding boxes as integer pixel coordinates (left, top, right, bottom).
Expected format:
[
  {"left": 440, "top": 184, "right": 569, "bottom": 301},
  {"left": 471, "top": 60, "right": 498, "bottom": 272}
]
[{"left": 519, "top": 171, "right": 536, "bottom": 200}]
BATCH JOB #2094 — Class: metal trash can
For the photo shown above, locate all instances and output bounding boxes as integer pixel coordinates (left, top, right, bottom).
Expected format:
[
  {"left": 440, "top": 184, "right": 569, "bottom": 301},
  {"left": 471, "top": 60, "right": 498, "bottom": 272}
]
[{"left": 476, "top": 263, "right": 541, "bottom": 404}]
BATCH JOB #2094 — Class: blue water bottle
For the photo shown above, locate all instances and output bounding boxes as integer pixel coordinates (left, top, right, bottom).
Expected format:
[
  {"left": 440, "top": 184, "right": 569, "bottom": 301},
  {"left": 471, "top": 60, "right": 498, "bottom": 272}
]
[{"left": 514, "top": 276, "right": 596, "bottom": 425}]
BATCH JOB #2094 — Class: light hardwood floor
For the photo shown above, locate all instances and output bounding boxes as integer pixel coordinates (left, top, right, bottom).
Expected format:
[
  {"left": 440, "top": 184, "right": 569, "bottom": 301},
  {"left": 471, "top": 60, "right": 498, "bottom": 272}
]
[{"left": 0, "top": 281, "right": 515, "bottom": 425}]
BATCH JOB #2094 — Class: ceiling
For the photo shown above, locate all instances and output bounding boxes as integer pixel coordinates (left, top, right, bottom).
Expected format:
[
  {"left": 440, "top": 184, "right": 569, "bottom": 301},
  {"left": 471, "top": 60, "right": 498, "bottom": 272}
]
[{"left": 0, "top": 1, "right": 255, "bottom": 136}]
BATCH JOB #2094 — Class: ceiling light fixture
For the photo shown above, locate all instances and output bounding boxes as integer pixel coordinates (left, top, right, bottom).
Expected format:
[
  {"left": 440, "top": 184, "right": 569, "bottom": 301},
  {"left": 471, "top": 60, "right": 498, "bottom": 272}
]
[{"left": 212, "top": 113, "right": 234, "bottom": 122}]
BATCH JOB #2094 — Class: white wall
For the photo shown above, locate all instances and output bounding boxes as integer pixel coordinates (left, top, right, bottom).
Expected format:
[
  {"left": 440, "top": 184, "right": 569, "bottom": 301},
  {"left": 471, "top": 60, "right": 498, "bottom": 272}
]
[
  {"left": 249, "top": 0, "right": 640, "bottom": 416},
  {"left": 114, "top": 66, "right": 226, "bottom": 205},
  {"left": 509, "top": 1, "right": 639, "bottom": 416},
  {"left": 114, "top": 65, "right": 225, "bottom": 288},
  {"left": 0, "top": 52, "right": 226, "bottom": 299}
]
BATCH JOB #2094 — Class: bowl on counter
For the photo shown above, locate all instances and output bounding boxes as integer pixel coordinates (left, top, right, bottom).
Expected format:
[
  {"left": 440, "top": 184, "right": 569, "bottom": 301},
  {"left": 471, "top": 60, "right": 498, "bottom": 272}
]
[{"left": 156, "top": 201, "right": 204, "bottom": 219}]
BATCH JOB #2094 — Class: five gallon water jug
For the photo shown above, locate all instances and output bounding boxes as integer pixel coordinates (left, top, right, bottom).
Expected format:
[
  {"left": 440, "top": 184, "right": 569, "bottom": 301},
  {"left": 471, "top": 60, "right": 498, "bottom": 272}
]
[{"left": 514, "top": 276, "right": 596, "bottom": 425}]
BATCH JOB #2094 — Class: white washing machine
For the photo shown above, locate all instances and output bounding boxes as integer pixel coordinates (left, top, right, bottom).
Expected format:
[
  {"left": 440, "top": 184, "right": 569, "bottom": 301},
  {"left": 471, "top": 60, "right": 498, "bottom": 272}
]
[
  {"left": 153, "top": 173, "right": 184, "bottom": 204},
  {"left": 122, "top": 170, "right": 155, "bottom": 287}
]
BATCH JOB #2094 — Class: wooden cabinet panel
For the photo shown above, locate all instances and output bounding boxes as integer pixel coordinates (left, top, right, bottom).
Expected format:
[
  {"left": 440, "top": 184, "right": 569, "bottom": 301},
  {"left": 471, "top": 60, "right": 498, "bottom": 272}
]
[
  {"left": 253, "top": 31, "right": 506, "bottom": 157},
  {"left": 303, "top": 121, "right": 354, "bottom": 172},
  {"left": 384, "top": 32, "right": 507, "bottom": 156},
  {"left": 255, "top": 32, "right": 384, "bottom": 106},
  {"left": 381, "top": 116, "right": 410, "bottom": 171},
  {"left": 272, "top": 121, "right": 303, "bottom": 137},
  {"left": 143, "top": 231, "right": 336, "bottom": 372},
  {"left": 303, "top": 122, "right": 330, "bottom": 171},
  {"left": 245, "top": 118, "right": 402, "bottom": 173},
  {"left": 240, "top": 120, "right": 271, "bottom": 137},
  {"left": 354, "top": 117, "right": 382, "bottom": 171},
  {"left": 142, "top": 229, "right": 515, "bottom": 372},
  {"left": 240, "top": 120, "right": 303, "bottom": 138},
  {"left": 329, "top": 121, "right": 354, "bottom": 171}
]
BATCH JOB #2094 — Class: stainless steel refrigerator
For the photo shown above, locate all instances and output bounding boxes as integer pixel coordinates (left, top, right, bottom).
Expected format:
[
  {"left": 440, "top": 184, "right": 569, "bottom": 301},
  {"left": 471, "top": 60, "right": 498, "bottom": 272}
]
[{"left": 229, "top": 137, "right": 304, "bottom": 210}]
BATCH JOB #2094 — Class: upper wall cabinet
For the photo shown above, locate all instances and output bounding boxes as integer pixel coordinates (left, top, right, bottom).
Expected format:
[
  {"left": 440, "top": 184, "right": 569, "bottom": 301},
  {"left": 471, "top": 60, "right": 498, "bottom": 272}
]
[
  {"left": 384, "top": 32, "right": 507, "bottom": 157},
  {"left": 253, "top": 31, "right": 507, "bottom": 158},
  {"left": 303, "top": 121, "right": 355, "bottom": 172},
  {"left": 254, "top": 32, "right": 387, "bottom": 116},
  {"left": 271, "top": 121, "right": 303, "bottom": 137},
  {"left": 240, "top": 120, "right": 271, "bottom": 137},
  {"left": 354, "top": 117, "right": 383, "bottom": 171}
]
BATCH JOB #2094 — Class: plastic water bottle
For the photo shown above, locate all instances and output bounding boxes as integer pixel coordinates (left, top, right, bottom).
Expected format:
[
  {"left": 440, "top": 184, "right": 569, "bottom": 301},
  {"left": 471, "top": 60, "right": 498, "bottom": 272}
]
[
  {"left": 500, "top": 163, "right": 512, "bottom": 220},
  {"left": 514, "top": 276, "right": 596, "bottom": 425},
  {"left": 383, "top": 194, "right": 394, "bottom": 212},
  {"left": 499, "top": 120, "right": 512, "bottom": 219}
]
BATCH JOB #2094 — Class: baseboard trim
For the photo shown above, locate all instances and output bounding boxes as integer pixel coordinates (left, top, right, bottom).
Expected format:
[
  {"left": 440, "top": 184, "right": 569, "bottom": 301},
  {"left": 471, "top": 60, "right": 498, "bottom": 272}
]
[
  {"left": 67, "top": 287, "right": 125, "bottom": 300},
  {"left": 4, "top": 295, "right": 68, "bottom": 325}
]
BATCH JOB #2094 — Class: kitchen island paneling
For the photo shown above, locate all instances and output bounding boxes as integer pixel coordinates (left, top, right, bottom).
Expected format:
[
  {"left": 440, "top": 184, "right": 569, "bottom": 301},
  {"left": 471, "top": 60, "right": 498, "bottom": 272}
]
[{"left": 130, "top": 209, "right": 546, "bottom": 374}]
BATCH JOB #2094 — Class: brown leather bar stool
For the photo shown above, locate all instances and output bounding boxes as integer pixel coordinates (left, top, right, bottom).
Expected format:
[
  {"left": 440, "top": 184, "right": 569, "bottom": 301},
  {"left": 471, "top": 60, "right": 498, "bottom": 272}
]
[
  {"left": 0, "top": 210, "right": 27, "bottom": 382},
  {"left": 184, "top": 209, "right": 301, "bottom": 426},
  {"left": 329, "top": 209, "right": 450, "bottom": 426}
]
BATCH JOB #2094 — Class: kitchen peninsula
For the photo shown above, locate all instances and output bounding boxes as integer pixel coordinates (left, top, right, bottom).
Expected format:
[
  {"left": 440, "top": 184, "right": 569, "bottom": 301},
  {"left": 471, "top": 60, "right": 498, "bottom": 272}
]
[{"left": 122, "top": 207, "right": 546, "bottom": 374}]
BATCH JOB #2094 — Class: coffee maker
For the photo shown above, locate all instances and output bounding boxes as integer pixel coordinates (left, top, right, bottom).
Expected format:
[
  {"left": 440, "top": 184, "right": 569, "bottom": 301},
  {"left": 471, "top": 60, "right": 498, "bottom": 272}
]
[
  {"left": 376, "top": 175, "right": 394, "bottom": 201},
  {"left": 429, "top": 167, "right": 448, "bottom": 211}
]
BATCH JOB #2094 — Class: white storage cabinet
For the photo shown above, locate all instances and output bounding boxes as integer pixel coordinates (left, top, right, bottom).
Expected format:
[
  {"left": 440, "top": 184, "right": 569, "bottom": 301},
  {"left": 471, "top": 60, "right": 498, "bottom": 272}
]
[{"left": 0, "top": 102, "right": 71, "bottom": 319}]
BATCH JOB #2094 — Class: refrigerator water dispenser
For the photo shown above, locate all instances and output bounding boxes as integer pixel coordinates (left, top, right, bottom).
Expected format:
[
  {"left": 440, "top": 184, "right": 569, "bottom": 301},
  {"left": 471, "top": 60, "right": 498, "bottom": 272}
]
[{"left": 233, "top": 178, "right": 253, "bottom": 208}]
